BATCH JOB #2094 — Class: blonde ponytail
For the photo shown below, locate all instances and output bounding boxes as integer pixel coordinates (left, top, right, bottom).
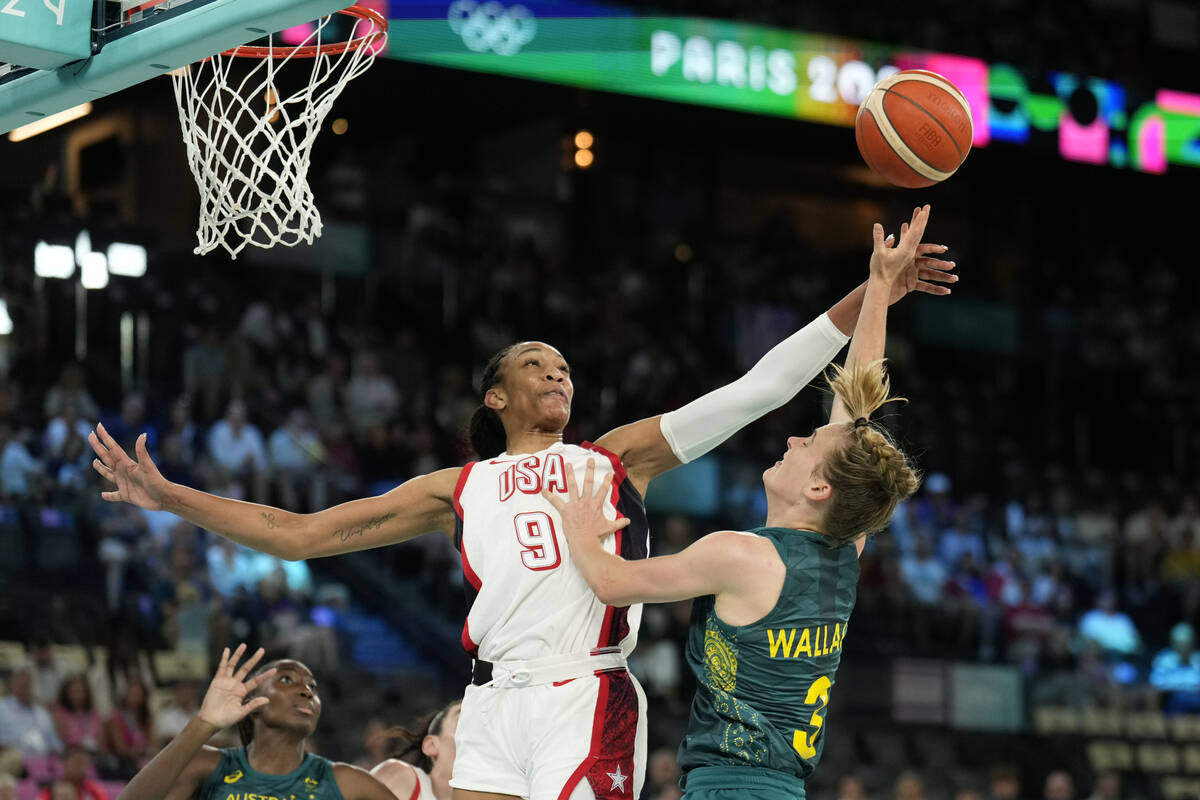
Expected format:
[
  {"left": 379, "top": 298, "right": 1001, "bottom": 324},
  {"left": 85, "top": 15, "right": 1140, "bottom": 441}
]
[{"left": 820, "top": 359, "right": 921, "bottom": 545}]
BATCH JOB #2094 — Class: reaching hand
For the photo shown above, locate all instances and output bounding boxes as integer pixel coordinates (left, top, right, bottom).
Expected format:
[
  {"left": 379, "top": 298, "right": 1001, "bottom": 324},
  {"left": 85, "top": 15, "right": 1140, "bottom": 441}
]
[
  {"left": 197, "top": 644, "right": 276, "bottom": 730},
  {"left": 870, "top": 205, "right": 946, "bottom": 293},
  {"left": 887, "top": 238, "right": 957, "bottom": 305},
  {"left": 542, "top": 460, "right": 631, "bottom": 548},
  {"left": 89, "top": 422, "right": 170, "bottom": 510}
]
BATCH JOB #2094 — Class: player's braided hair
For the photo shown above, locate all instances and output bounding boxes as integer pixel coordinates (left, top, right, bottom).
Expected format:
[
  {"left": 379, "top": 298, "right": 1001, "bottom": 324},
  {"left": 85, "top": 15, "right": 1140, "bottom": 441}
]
[
  {"left": 468, "top": 343, "right": 521, "bottom": 459},
  {"left": 819, "top": 359, "right": 921, "bottom": 546}
]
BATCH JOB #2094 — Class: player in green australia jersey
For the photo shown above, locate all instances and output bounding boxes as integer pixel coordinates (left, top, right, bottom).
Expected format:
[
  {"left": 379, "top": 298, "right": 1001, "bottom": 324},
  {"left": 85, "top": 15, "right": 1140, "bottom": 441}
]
[
  {"left": 116, "top": 644, "right": 394, "bottom": 800},
  {"left": 548, "top": 207, "right": 941, "bottom": 799}
]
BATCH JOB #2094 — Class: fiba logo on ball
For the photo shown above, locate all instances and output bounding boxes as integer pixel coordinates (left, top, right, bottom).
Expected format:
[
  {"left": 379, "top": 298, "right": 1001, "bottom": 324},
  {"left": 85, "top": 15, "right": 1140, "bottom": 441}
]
[{"left": 447, "top": 1, "right": 537, "bottom": 56}]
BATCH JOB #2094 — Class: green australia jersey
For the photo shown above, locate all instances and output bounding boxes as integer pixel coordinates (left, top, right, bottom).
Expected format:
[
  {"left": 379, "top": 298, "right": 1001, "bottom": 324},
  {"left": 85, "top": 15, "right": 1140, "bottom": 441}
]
[
  {"left": 678, "top": 526, "right": 859, "bottom": 785},
  {"left": 196, "top": 747, "right": 346, "bottom": 800}
]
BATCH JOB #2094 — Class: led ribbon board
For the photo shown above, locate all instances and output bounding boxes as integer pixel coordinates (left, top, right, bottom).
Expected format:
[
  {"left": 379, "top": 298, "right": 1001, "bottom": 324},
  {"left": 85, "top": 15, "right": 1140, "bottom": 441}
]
[{"left": 381, "top": 0, "right": 1200, "bottom": 174}]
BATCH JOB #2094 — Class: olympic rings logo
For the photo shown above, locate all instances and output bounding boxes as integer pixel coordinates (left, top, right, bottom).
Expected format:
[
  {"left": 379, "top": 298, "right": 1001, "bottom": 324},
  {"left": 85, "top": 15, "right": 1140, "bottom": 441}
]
[{"left": 447, "top": 1, "right": 537, "bottom": 56}]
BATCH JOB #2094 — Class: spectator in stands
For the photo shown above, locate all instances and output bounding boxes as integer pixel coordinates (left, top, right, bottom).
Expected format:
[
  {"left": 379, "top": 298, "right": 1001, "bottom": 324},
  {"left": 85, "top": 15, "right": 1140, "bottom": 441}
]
[
  {"left": 1169, "top": 494, "right": 1200, "bottom": 546},
  {"left": 945, "top": 552, "right": 987, "bottom": 651},
  {"left": 268, "top": 408, "right": 325, "bottom": 512},
  {"left": 182, "top": 328, "right": 229, "bottom": 421},
  {"left": 1067, "top": 494, "right": 1117, "bottom": 587},
  {"left": 1042, "top": 770, "right": 1074, "bottom": 800},
  {"left": 152, "top": 681, "right": 199, "bottom": 747},
  {"left": 1160, "top": 528, "right": 1200, "bottom": 621},
  {"left": 900, "top": 534, "right": 947, "bottom": 645},
  {"left": 343, "top": 350, "right": 399, "bottom": 436},
  {"left": 318, "top": 418, "right": 362, "bottom": 503},
  {"left": 99, "top": 394, "right": 156, "bottom": 456},
  {"left": 940, "top": 509, "right": 986, "bottom": 570},
  {"left": 1149, "top": 622, "right": 1200, "bottom": 713},
  {"left": 893, "top": 771, "right": 927, "bottom": 800},
  {"left": 836, "top": 773, "right": 869, "bottom": 800},
  {"left": 44, "top": 399, "right": 91, "bottom": 460},
  {"left": 30, "top": 640, "right": 63, "bottom": 708},
  {"left": 38, "top": 747, "right": 107, "bottom": 800},
  {"left": 53, "top": 675, "right": 103, "bottom": 753},
  {"left": 1084, "top": 771, "right": 1119, "bottom": 800},
  {"left": 1077, "top": 589, "right": 1141, "bottom": 658},
  {"left": 165, "top": 395, "right": 200, "bottom": 466},
  {"left": 205, "top": 399, "right": 268, "bottom": 503},
  {"left": 0, "top": 420, "right": 44, "bottom": 500},
  {"left": 1011, "top": 494, "right": 1060, "bottom": 574},
  {"left": 1003, "top": 577, "right": 1055, "bottom": 671},
  {"left": 0, "top": 664, "right": 63, "bottom": 758},
  {"left": 358, "top": 424, "right": 410, "bottom": 496},
  {"left": 306, "top": 352, "right": 347, "bottom": 427},
  {"left": 154, "top": 434, "right": 196, "bottom": 488},
  {"left": 1124, "top": 499, "right": 1168, "bottom": 546},
  {"left": 103, "top": 677, "right": 153, "bottom": 778},
  {"left": 985, "top": 764, "right": 1021, "bottom": 800},
  {"left": 43, "top": 363, "right": 99, "bottom": 422},
  {"left": 644, "top": 748, "right": 681, "bottom": 800},
  {"left": 0, "top": 774, "right": 14, "bottom": 800}
]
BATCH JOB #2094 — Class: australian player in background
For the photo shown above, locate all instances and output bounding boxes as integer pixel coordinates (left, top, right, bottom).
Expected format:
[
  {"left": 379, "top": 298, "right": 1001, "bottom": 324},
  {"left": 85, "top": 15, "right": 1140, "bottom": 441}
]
[
  {"left": 115, "top": 644, "right": 395, "bottom": 800},
  {"left": 547, "top": 207, "right": 935, "bottom": 800}
]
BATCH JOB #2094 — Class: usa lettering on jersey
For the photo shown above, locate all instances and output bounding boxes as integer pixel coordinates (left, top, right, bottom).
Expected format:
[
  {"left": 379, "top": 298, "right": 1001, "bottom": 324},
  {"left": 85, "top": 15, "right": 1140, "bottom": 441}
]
[{"left": 497, "top": 452, "right": 569, "bottom": 500}]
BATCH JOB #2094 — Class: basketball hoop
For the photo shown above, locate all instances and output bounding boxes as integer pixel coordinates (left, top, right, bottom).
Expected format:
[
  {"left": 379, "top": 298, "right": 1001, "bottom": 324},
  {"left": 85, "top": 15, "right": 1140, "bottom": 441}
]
[{"left": 170, "top": 4, "right": 387, "bottom": 259}]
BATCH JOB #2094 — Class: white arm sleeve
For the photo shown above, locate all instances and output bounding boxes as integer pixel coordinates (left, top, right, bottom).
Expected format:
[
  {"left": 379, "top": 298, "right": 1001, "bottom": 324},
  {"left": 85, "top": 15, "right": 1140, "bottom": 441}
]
[{"left": 658, "top": 312, "right": 849, "bottom": 464}]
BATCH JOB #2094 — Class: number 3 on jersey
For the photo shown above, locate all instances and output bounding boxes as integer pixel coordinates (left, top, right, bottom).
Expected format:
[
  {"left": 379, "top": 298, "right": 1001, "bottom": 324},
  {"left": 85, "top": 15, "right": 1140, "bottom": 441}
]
[
  {"left": 514, "top": 511, "right": 562, "bottom": 571},
  {"left": 791, "top": 675, "right": 832, "bottom": 759}
]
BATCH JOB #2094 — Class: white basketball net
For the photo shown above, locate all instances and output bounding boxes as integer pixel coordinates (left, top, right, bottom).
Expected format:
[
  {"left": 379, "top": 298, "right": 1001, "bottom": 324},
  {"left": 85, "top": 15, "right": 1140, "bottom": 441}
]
[{"left": 170, "top": 11, "right": 385, "bottom": 259}]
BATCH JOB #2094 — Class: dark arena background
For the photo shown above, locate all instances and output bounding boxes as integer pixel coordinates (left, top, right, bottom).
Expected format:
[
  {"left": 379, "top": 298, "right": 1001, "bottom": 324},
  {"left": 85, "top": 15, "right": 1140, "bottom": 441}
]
[{"left": 2, "top": 0, "right": 1200, "bottom": 799}]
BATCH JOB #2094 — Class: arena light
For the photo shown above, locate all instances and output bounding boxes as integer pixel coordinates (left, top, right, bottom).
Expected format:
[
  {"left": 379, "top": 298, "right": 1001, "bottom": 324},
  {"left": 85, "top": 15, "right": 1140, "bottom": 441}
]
[
  {"left": 7, "top": 102, "right": 93, "bottom": 142},
  {"left": 75, "top": 230, "right": 92, "bottom": 267},
  {"left": 107, "top": 242, "right": 147, "bottom": 277},
  {"left": 0, "top": 300, "right": 11, "bottom": 336},
  {"left": 34, "top": 241, "right": 75, "bottom": 278},
  {"left": 79, "top": 251, "right": 109, "bottom": 289}
]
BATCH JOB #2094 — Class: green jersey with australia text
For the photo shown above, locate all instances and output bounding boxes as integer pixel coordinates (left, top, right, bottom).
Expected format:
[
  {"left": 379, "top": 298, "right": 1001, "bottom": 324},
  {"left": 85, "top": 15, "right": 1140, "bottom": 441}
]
[
  {"left": 196, "top": 748, "right": 345, "bottom": 800},
  {"left": 678, "top": 526, "right": 859, "bottom": 786}
]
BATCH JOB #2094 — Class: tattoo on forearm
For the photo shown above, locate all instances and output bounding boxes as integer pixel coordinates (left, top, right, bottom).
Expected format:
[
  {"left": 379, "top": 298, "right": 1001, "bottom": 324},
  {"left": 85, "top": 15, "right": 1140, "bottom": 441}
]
[
  {"left": 332, "top": 513, "right": 398, "bottom": 543},
  {"left": 262, "top": 512, "right": 277, "bottom": 529}
]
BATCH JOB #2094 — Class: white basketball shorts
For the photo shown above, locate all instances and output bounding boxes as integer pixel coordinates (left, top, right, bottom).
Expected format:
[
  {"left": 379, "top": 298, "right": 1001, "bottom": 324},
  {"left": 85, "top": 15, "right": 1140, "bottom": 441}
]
[{"left": 449, "top": 652, "right": 647, "bottom": 800}]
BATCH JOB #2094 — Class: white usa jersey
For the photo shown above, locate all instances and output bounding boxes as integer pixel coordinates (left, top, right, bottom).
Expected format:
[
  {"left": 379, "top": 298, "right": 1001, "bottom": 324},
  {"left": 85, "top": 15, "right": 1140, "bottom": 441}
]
[{"left": 452, "top": 441, "right": 649, "bottom": 663}]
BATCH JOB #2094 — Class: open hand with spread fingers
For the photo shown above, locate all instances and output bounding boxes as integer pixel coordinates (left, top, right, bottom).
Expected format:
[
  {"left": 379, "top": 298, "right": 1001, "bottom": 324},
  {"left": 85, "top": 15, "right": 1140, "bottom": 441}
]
[
  {"left": 197, "top": 644, "right": 276, "bottom": 730},
  {"left": 888, "top": 232, "right": 957, "bottom": 305},
  {"left": 541, "top": 460, "right": 631, "bottom": 548},
  {"left": 872, "top": 205, "right": 956, "bottom": 300},
  {"left": 89, "top": 422, "right": 170, "bottom": 511}
]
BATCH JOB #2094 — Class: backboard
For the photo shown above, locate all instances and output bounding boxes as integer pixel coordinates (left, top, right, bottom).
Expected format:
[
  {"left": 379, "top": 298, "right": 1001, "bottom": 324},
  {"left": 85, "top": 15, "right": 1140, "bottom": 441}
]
[{"left": 0, "top": 0, "right": 355, "bottom": 134}]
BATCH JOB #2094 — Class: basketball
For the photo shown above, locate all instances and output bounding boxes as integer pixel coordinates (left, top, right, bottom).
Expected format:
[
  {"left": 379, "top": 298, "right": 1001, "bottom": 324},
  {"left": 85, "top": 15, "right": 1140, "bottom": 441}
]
[{"left": 855, "top": 69, "right": 973, "bottom": 188}]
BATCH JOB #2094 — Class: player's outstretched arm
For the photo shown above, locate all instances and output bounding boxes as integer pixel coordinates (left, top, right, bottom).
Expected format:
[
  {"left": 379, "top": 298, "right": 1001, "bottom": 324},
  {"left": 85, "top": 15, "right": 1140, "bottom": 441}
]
[
  {"left": 594, "top": 222, "right": 954, "bottom": 489},
  {"left": 90, "top": 423, "right": 459, "bottom": 561},
  {"left": 117, "top": 645, "right": 273, "bottom": 800},
  {"left": 545, "top": 461, "right": 768, "bottom": 606},
  {"left": 332, "top": 763, "right": 400, "bottom": 800},
  {"left": 829, "top": 204, "right": 931, "bottom": 426}
]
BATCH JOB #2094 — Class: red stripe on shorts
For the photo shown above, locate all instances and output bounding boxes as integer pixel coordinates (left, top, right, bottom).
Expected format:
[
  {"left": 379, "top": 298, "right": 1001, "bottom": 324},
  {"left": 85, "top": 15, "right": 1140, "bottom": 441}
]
[{"left": 557, "top": 670, "right": 638, "bottom": 800}]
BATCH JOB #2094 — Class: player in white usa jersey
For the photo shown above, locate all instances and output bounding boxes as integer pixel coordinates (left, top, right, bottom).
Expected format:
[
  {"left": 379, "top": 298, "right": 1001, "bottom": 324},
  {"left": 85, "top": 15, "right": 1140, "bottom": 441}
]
[
  {"left": 371, "top": 701, "right": 460, "bottom": 800},
  {"left": 90, "top": 213, "right": 956, "bottom": 800}
]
